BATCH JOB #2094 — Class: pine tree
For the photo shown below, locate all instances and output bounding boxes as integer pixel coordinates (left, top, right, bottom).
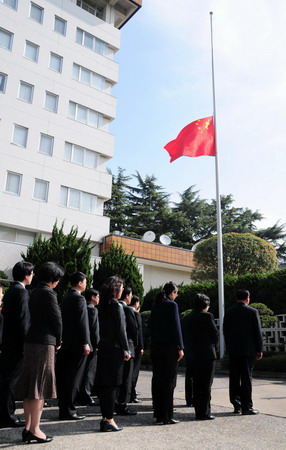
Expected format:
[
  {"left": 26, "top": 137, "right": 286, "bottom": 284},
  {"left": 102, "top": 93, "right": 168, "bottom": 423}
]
[
  {"left": 93, "top": 243, "right": 144, "bottom": 301},
  {"left": 104, "top": 167, "right": 130, "bottom": 234},
  {"left": 21, "top": 222, "right": 94, "bottom": 302}
]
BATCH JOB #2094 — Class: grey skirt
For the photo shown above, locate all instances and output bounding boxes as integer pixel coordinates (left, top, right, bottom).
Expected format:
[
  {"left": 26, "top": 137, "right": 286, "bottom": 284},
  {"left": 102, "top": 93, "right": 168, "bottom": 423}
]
[{"left": 21, "top": 343, "right": 57, "bottom": 399}]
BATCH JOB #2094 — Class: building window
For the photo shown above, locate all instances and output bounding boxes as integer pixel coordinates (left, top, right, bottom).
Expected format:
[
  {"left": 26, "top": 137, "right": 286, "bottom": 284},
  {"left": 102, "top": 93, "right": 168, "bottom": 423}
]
[
  {"left": 54, "top": 16, "right": 66, "bottom": 35},
  {"left": 76, "top": 28, "right": 108, "bottom": 56},
  {"left": 72, "top": 63, "right": 107, "bottom": 91},
  {"left": 39, "top": 133, "right": 54, "bottom": 155},
  {"left": 0, "top": 28, "right": 13, "bottom": 50},
  {"left": 18, "top": 81, "right": 34, "bottom": 103},
  {"left": 24, "top": 40, "right": 39, "bottom": 62},
  {"left": 29, "top": 2, "right": 44, "bottom": 23},
  {"left": 0, "top": 72, "right": 7, "bottom": 93},
  {"left": 0, "top": 225, "right": 35, "bottom": 245},
  {"left": 60, "top": 186, "right": 97, "bottom": 213},
  {"left": 49, "top": 52, "right": 63, "bottom": 73},
  {"left": 64, "top": 142, "right": 98, "bottom": 169},
  {"left": 12, "top": 124, "right": 28, "bottom": 147},
  {"left": 5, "top": 171, "right": 22, "bottom": 195},
  {"left": 1, "top": 0, "right": 18, "bottom": 10},
  {"left": 68, "top": 101, "right": 103, "bottom": 128},
  {"left": 44, "top": 92, "right": 58, "bottom": 113},
  {"left": 34, "top": 179, "right": 49, "bottom": 201}
]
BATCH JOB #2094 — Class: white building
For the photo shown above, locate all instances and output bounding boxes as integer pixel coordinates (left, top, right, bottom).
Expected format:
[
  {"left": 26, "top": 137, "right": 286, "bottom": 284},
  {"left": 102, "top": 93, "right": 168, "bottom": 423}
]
[{"left": 0, "top": 0, "right": 141, "bottom": 277}]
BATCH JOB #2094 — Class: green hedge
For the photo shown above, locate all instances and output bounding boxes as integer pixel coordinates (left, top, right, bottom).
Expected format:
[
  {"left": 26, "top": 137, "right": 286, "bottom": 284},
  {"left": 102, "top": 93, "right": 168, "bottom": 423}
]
[
  {"left": 142, "top": 269, "right": 286, "bottom": 316},
  {"left": 222, "top": 352, "right": 286, "bottom": 373}
]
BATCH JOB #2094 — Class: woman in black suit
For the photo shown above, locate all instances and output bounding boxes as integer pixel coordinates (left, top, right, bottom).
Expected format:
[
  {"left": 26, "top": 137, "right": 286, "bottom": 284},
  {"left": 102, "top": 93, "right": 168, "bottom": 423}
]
[
  {"left": 182, "top": 294, "right": 218, "bottom": 420},
  {"left": 21, "top": 262, "right": 63, "bottom": 443},
  {"left": 96, "top": 276, "right": 130, "bottom": 432},
  {"left": 150, "top": 281, "right": 184, "bottom": 425}
]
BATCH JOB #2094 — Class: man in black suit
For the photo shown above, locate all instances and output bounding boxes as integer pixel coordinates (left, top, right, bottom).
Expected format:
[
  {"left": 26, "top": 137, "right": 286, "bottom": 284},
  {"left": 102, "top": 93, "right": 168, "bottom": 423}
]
[
  {"left": 56, "top": 272, "right": 91, "bottom": 420},
  {"left": 182, "top": 294, "right": 218, "bottom": 420},
  {"left": 115, "top": 286, "right": 138, "bottom": 415},
  {"left": 78, "top": 288, "right": 100, "bottom": 406},
  {"left": 0, "top": 283, "right": 4, "bottom": 347},
  {"left": 129, "top": 295, "right": 144, "bottom": 403},
  {"left": 223, "top": 289, "right": 263, "bottom": 415},
  {"left": 0, "top": 261, "right": 34, "bottom": 428}
]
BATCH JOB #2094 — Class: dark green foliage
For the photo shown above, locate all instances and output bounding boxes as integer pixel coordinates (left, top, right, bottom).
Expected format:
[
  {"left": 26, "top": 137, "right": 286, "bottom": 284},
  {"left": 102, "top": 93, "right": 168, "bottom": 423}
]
[
  {"left": 104, "top": 167, "right": 130, "bottom": 234},
  {"left": 222, "top": 352, "right": 286, "bottom": 372},
  {"left": 0, "top": 270, "right": 9, "bottom": 289},
  {"left": 21, "top": 222, "right": 93, "bottom": 303},
  {"left": 251, "top": 303, "right": 278, "bottom": 328},
  {"left": 194, "top": 233, "right": 278, "bottom": 281},
  {"left": 142, "top": 269, "right": 286, "bottom": 317},
  {"left": 93, "top": 243, "right": 144, "bottom": 301},
  {"left": 180, "top": 309, "right": 193, "bottom": 319}
]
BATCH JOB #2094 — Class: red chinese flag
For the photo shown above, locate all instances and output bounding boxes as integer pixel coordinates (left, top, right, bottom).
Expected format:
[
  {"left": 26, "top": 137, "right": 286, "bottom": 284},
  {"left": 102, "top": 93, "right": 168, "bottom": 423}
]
[{"left": 164, "top": 116, "right": 215, "bottom": 162}]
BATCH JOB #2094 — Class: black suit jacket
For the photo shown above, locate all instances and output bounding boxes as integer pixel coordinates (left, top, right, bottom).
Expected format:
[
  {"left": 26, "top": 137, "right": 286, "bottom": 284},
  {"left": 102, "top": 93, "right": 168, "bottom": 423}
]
[
  {"left": 133, "top": 309, "right": 144, "bottom": 351},
  {"left": 120, "top": 301, "right": 138, "bottom": 357},
  {"left": 151, "top": 298, "right": 184, "bottom": 349},
  {"left": 182, "top": 310, "right": 218, "bottom": 361},
  {"left": 61, "top": 289, "right": 91, "bottom": 352},
  {"left": 25, "top": 282, "right": 62, "bottom": 347},
  {"left": 1, "top": 282, "right": 30, "bottom": 355},
  {"left": 87, "top": 304, "right": 100, "bottom": 351},
  {"left": 223, "top": 302, "right": 263, "bottom": 358}
]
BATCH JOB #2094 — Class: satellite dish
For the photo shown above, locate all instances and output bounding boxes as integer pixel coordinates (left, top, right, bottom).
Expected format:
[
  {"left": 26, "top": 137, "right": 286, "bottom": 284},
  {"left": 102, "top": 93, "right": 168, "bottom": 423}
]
[
  {"left": 142, "top": 231, "right": 156, "bottom": 242},
  {"left": 160, "top": 234, "right": 171, "bottom": 246},
  {"left": 191, "top": 240, "right": 204, "bottom": 251}
]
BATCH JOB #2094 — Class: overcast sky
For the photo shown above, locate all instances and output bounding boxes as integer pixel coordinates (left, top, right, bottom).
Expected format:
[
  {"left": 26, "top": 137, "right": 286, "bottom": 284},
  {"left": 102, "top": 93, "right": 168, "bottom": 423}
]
[{"left": 109, "top": 0, "right": 286, "bottom": 231}]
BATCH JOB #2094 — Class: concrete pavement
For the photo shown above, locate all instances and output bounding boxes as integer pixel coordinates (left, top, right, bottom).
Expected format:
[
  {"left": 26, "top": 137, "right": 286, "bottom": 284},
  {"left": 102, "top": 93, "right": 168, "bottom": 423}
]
[{"left": 0, "top": 370, "right": 285, "bottom": 449}]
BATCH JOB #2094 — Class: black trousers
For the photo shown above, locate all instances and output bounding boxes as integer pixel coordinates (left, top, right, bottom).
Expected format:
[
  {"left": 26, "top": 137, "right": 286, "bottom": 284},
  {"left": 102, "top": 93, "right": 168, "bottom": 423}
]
[
  {"left": 229, "top": 355, "right": 255, "bottom": 411},
  {"left": 130, "top": 351, "right": 142, "bottom": 401},
  {"left": 0, "top": 352, "right": 23, "bottom": 423},
  {"left": 184, "top": 357, "right": 194, "bottom": 406},
  {"left": 56, "top": 349, "right": 87, "bottom": 417},
  {"left": 78, "top": 352, "right": 98, "bottom": 403},
  {"left": 98, "top": 385, "right": 117, "bottom": 419},
  {"left": 116, "top": 357, "right": 134, "bottom": 408},
  {"left": 151, "top": 343, "right": 178, "bottom": 422},
  {"left": 192, "top": 359, "right": 215, "bottom": 419}
]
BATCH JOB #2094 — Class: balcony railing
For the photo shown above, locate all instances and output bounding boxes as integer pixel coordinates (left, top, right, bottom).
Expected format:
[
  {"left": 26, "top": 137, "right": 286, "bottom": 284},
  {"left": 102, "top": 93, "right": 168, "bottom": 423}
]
[{"left": 76, "top": 0, "right": 104, "bottom": 20}]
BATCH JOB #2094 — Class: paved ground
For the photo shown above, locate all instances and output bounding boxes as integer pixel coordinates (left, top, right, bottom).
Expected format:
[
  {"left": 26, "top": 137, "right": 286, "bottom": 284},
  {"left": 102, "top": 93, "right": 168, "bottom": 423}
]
[{"left": 0, "top": 370, "right": 285, "bottom": 449}]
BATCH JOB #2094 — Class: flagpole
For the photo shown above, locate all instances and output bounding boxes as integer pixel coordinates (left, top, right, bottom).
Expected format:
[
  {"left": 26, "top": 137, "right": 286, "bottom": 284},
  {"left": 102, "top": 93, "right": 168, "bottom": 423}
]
[{"left": 210, "top": 12, "right": 225, "bottom": 358}]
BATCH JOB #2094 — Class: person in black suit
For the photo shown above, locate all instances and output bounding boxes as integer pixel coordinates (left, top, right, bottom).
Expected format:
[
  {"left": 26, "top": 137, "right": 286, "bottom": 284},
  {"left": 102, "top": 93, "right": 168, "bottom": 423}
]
[
  {"left": 78, "top": 288, "right": 100, "bottom": 406},
  {"left": 21, "top": 262, "right": 63, "bottom": 444},
  {"left": 150, "top": 281, "right": 184, "bottom": 425},
  {"left": 0, "top": 261, "right": 34, "bottom": 428},
  {"left": 223, "top": 289, "right": 263, "bottom": 415},
  {"left": 115, "top": 286, "right": 138, "bottom": 415},
  {"left": 96, "top": 276, "right": 131, "bottom": 432},
  {"left": 182, "top": 294, "right": 218, "bottom": 420},
  {"left": 129, "top": 295, "right": 144, "bottom": 404},
  {"left": 56, "top": 272, "right": 91, "bottom": 420}
]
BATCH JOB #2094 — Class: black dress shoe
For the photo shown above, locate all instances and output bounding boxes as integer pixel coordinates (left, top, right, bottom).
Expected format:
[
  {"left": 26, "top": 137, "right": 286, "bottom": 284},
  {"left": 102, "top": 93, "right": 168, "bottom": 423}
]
[
  {"left": 242, "top": 409, "right": 259, "bottom": 415},
  {"left": 163, "top": 418, "right": 180, "bottom": 425},
  {"left": 130, "top": 398, "right": 142, "bottom": 403},
  {"left": 196, "top": 415, "right": 215, "bottom": 421},
  {"left": 0, "top": 418, "right": 25, "bottom": 428},
  {"left": 26, "top": 431, "right": 53, "bottom": 443},
  {"left": 59, "top": 413, "right": 86, "bottom": 420},
  {"left": 234, "top": 408, "right": 242, "bottom": 414},
  {"left": 88, "top": 399, "right": 96, "bottom": 406},
  {"left": 100, "top": 419, "right": 123, "bottom": 432},
  {"left": 22, "top": 428, "right": 29, "bottom": 442},
  {"left": 115, "top": 408, "right": 137, "bottom": 416}
]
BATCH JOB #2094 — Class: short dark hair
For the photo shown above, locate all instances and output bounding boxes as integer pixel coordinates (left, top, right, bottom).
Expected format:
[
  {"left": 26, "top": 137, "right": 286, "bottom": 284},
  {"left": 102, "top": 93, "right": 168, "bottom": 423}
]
[
  {"left": 69, "top": 271, "right": 86, "bottom": 287},
  {"left": 194, "top": 293, "right": 210, "bottom": 310},
  {"left": 12, "top": 261, "right": 34, "bottom": 282},
  {"left": 130, "top": 295, "right": 140, "bottom": 306},
  {"left": 38, "top": 262, "right": 64, "bottom": 283},
  {"left": 155, "top": 281, "right": 177, "bottom": 304},
  {"left": 84, "top": 288, "right": 99, "bottom": 303},
  {"left": 121, "top": 286, "right": 132, "bottom": 300},
  {"left": 237, "top": 289, "right": 250, "bottom": 301}
]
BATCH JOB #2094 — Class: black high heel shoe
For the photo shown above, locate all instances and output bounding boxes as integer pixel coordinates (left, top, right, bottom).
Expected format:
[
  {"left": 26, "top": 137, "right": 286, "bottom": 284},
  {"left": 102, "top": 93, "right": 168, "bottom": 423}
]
[
  {"left": 100, "top": 419, "right": 123, "bottom": 432},
  {"left": 22, "top": 428, "right": 29, "bottom": 442},
  {"left": 26, "top": 430, "right": 53, "bottom": 443}
]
